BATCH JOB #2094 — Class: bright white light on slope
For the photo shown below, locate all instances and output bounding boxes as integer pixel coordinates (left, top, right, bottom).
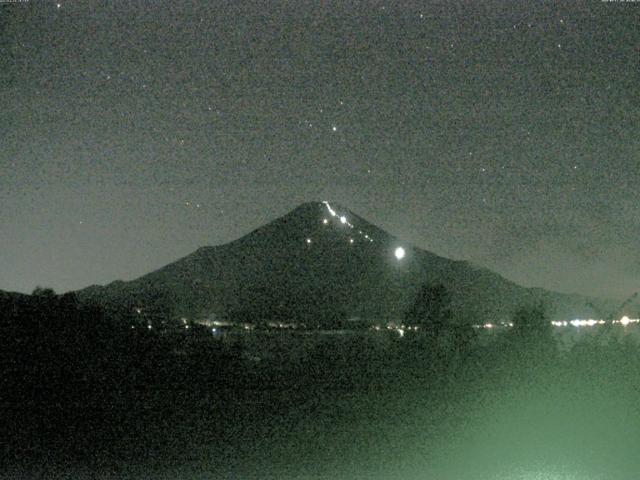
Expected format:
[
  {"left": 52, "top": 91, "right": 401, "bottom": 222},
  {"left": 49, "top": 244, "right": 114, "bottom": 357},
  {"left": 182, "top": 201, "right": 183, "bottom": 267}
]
[
  {"left": 395, "top": 247, "right": 405, "bottom": 260},
  {"left": 322, "top": 201, "right": 337, "bottom": 217},
  {"left": 323, "top": 200, "right": 375, "bottom": 243},
  {"left": 621, "top": 316, "right": 631, "bottom": 326}
]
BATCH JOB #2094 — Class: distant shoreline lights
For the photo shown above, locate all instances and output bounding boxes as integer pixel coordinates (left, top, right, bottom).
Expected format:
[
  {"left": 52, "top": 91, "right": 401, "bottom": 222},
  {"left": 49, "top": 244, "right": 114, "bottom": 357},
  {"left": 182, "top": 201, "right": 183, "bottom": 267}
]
[{"left": 473, "top": 316, "right": 639, "bottom": 330}]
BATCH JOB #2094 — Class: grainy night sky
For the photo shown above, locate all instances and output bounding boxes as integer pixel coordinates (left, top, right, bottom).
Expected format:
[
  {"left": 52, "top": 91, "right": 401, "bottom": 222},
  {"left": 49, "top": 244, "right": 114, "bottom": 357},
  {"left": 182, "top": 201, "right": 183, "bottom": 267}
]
[{"left": 1, "top": 0, "right": 638, "bottom": 298}]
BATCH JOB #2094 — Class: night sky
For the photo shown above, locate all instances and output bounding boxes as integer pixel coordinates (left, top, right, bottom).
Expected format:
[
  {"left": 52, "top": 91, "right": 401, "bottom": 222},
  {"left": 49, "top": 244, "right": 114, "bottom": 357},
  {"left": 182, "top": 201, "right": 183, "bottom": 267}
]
[{"left": 1, "top": 0, "right": 638, "bottom": 298}]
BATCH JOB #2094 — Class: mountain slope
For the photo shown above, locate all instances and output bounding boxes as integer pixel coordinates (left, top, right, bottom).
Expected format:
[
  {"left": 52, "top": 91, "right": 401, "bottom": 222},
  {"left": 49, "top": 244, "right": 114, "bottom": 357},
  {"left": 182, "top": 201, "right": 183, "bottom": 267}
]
[{"left": 77, "top": 201, "right": 612, "bottom": 325}]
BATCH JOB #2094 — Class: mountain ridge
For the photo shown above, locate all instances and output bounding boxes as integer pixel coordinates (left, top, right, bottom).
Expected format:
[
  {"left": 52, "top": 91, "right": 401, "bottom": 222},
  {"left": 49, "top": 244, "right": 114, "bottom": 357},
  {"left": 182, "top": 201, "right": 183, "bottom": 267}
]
[{"left": 75, "top": 201, "right": 616, "bottom": 325}]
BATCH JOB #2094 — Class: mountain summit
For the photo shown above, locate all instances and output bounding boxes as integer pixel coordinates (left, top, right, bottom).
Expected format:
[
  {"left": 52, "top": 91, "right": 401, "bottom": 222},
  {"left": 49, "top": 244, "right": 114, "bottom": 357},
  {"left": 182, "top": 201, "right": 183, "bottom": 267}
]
[{"left": 78, "top": 201, "right": 607, "bottom": 326}]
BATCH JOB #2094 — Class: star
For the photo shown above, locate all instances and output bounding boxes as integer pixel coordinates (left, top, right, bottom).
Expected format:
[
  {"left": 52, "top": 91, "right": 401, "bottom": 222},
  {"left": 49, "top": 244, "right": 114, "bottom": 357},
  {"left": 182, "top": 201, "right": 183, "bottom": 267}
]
[{"left": 332, "top": 126, "right": 337, "bottom": 132}]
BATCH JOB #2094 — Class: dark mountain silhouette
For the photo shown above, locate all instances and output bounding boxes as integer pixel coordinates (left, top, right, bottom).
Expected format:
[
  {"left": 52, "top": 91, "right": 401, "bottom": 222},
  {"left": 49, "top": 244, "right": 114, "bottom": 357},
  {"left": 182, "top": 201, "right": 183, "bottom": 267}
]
[{"left": 76, "top": 201, "right": 614, "bottom": 326}]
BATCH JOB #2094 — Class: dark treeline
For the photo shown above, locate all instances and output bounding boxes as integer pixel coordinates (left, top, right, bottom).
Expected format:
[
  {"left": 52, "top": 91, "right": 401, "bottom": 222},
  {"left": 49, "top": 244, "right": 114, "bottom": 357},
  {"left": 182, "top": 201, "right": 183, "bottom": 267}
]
[
  {"left": 1, "top": 288, "right": 242, "bottom": 466},
  {"left": 2, "top": 285, "right": 640, "bottom": 478}
]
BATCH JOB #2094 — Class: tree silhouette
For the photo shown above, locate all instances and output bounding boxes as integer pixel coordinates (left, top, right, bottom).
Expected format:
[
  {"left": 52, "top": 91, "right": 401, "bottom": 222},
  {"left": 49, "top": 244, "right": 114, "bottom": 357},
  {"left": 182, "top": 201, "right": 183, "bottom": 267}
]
[
  {"left": 31, "top": 286, "right": 56, "bottom": 297},
  {"left": 405, "top": 283, "right": 451, "bottom": 338},
  {"left": 511, "top": 302, "right": 552, "bottom": 340}
]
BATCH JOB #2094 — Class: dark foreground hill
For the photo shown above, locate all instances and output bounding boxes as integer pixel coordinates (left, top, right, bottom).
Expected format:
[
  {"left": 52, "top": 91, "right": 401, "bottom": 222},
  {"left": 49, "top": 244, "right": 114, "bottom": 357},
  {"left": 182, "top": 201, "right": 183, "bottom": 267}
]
[{"left": 77, "top": 201, "right": 613, "bottom": 326}]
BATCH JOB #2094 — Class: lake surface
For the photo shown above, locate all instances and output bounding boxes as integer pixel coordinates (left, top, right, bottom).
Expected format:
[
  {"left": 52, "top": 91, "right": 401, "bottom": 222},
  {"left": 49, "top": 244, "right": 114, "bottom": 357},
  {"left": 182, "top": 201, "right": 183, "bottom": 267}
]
[{"left": 5, "top": 325, "right": 640, "bottom": 479}]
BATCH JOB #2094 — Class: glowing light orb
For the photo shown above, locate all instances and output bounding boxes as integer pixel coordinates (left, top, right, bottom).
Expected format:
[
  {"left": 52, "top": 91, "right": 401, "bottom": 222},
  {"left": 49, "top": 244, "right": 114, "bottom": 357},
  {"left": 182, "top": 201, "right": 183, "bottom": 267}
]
[
  {"left": 322, "top": 218, "right": 328, "bottom": 224},
  {"left": 621, "top": 316, "right": 631, "bottom": 326},
  {"left": 306, "top": 238, "right": 312, "bottom": 244},
  {"left": 340, "top": 216, "right": 347, "bottom": 224},
  {"left": 394, "top": 247, "right": 405, "bottom": 260}
]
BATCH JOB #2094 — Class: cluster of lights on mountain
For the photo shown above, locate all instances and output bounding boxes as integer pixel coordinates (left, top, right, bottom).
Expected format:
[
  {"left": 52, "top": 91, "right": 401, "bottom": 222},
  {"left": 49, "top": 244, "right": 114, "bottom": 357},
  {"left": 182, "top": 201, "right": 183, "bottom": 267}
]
[
  {"left": 319, "top": 201, "right": 376, "bottom": 244},
  {"left": 302, "top": 201, "right": 406, "bottom": 262}
]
